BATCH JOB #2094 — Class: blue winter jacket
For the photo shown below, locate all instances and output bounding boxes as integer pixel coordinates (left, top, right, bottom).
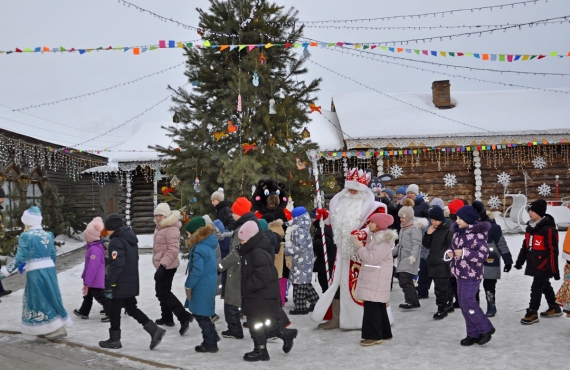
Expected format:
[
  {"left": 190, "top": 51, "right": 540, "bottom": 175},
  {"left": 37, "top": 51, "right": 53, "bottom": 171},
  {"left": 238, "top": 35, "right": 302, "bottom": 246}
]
[
  {"left": 184, "top": 225, "right": 218, "bottom": 317},
  {"left": 284, "top": 213, "right": 314, "bottom": 284}
]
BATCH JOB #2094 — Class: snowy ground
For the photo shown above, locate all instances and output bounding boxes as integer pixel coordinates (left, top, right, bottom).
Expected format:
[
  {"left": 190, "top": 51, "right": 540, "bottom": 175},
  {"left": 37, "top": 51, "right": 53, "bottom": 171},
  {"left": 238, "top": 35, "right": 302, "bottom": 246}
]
[{"left": 0, "top": 232, "right": 568, "bottom": 369}]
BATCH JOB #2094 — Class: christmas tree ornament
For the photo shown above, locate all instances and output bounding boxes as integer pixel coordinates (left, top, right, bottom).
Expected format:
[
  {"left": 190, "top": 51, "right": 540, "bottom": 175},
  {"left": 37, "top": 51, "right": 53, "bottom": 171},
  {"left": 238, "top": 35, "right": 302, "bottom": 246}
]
[
  {"left": 389, "top": 164, "right": 403, "bottom": 179},
  {"left": 269, "top": 99, "right": 276, "bottom": 114},
  {"left": 308, "top": 166, "right": 313, "bottom": 177},
  {"left": 172, "top": 112, "right": 180, "bottom": 123},
  {"left": 288, "top": 171, "right": 293, "bottom": 180},
  {"left": 309, "top": 103, "right": 322, "bottom": 114},
  {"left": 154, "top": 167, "right": 163, "bottom": 181},
  {"left": 252, "top": 71, "right": 259, "bottom": 86},
  {"left": 303, "top": 48, "right": 310, "bottom": 57},
  {"left": 532, "top": 156, "right": 547, "bottom": 169},
  {"left": 301, "top": 127, "right": 310, "bottom": 138},
  {"left": 197, "top": 28, "right": 205, "bottom": 38},
  {"left": 193, "top": 177, "right": 202, "bottom": 193},
  {"left": 326, "top": 178, "right": 337, "bottom": 189},
  {"left": 237, "top": 93, "right": 242, "bottom": 112},
  {"left": 214, "top": 131, "right": 228, "bottom": 141},
  {"left": 161, "top": 186, "right": 175, "bottom": 196},
  {"left": 170, "top": 175, "right": 181, "bottom": 188},
  {"left": 296, "top": 157, "right": 306, "bottom": 170},
  {"left": 268, "top": 136, "right": 276, "bottom": 147},
  {"left": 175, "top": 148, "right": 181, "bottom": 152},
  {"left": 242, "top": 143, "right": 258, "bottom": 154},
  {"left": 190, "top": 197, "right": 198, "bottom": 203},
  {"left": 286, "top": 196, "right": 294, "bottom": 211},
  {"left": 258, "top": 52, "right": 267, "bottom": 66},
  {"left": 443, "top": 173, "right": 457, "bottom": 187},
  {"left": 228, "top": 120, "right": 238, "bottom": 133},
  {"left": 191, "top": 69, "right": 199, "bottom": 86}
]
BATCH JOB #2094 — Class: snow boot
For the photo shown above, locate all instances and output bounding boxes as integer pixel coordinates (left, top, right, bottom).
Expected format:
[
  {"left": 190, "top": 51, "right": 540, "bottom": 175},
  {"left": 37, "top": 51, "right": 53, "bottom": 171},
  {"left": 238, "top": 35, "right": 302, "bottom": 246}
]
[
  {"left": 155, "top": 318, "right": 175, "bottom": 327},
  {"left": 73, "top": 309, "right": 89, "bottom": 320},
  {"left": 540, "top": 305, "right": 562, "bottom": 317},
  {"left": 318, "top": 299, "right": 340, "bottom": 330},
  {"left": 460, "top": 336, "right": 479, "bottom": 346},
  {"left": 99, "top": 330, "right": 122, "bottom": 349},
  {"left": 243, "top": 345, "right": 270, "bottom": 362},
  {"left": 433, "top": 305, "right": 448, "bottom": 320},
  {"left": 195, "top": 344, "right": 219, "bottom": 353},
  {"left": 143, "top": 320, "right": 166, "bottom": 350},
  {"left": 281, "top": 328, "right": 298, "bottom": 353},
  {"left": 445, "top": 301, "right": 455, "bottom": 314},
  {"left": 485, "top": 291, "right": 497, "bottom": 317},
  {"left": 477, "top": 327, "right": 495, "bottom": 345},
  {"left": 521, "top": 309, "right": 539, "bottom": 325},
  {"left": 44, "top": 327, "right": 67, "bottom": 339}
]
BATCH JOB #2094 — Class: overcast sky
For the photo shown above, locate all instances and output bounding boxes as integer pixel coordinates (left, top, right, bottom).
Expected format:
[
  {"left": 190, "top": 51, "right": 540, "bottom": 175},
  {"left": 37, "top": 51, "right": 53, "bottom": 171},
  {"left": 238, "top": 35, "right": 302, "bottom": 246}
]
[{"left": 1, "top": 0, "right": 568, "bottom": 150}]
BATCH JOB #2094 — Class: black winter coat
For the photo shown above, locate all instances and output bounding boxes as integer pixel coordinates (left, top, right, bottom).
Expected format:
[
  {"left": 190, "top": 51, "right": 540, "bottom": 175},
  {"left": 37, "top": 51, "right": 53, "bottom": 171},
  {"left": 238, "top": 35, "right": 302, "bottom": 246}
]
[
  {"left": 312, "top": 221, "right": 336, "bottom": 275},
  {"left": 106, "top": 226, "right": 140, "bottom": 298},
  {"left": 422, "top": 222, "right": 453, "bottom": 278},
  {"left": 380, "top": 196, "right": 401, "bottom": 232},
  {"left": 413, "top": 196, "right": 430, "bottom": 218},
  {"left": 264, "top": 230, "right": 280, "bottom": 259},
  {"left": 516, "top": 214, "right": 560, "bottom": 278},
  {"left": 214, "top": 200, "right": 235, "bottom": 231},
  {"left": 239, "top": 230, "right": 281, "bottom": 319}
]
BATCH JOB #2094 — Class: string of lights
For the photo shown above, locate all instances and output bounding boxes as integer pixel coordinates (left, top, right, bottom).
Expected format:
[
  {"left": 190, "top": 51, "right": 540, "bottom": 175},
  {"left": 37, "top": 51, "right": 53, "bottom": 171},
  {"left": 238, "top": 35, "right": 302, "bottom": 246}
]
[
  {"left": 302, "top": 37, "right": 570, "bottom": 76},
  {"left": 331, "top": 16, "right": 570, "bottom": 45},
  {"left": 321, "top": 46, "right": 570, "bottom": 94},
  {"left": 12, "top": 63, "right": 185, "bottom": 112},
  {"left": 299, "top": 0, "right": 548, "bottom": 24},
  {"left": 307, "top": 58, "right": 492, "bottom": 133},
  {"left": 304, "top": 20, "right": 562, "bottom": 30},
  {"left": 74, "top": 83, "right": 189, "bottom": 147}
]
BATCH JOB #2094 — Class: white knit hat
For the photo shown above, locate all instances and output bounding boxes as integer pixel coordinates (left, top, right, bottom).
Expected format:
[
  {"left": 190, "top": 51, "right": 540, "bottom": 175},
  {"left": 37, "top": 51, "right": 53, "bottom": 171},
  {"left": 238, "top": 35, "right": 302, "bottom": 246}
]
[
  {"left": 406, "top": 184, "right": 419, "bottom": 196},
  {"left": 21, "top": 206, "right": 42, "bottom": 227},
  {"left": 154, "top": 203, "right": 172, "bottom": 216},
  {"left": 211, "top": 187, "right": 225, "bottom": 202}
]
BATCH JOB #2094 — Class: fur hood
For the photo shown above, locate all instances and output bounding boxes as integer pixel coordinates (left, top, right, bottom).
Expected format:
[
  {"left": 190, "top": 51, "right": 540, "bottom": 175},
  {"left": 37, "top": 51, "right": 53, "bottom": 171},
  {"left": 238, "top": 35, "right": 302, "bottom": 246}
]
[
  {"left": 157, "top": 210, "right": 182, "bottom": 228},
  {"left": 268, "top": 219, "right": 284, "bottom": 238},
  {"left": 372, "top": 229, "right": 399, "bottom": 244},
  {"left": 413, "top": 217, "right": 429, "bottom": 229},
  {"left": 187, "top": 224, "right": 215, "bottom": 247}
]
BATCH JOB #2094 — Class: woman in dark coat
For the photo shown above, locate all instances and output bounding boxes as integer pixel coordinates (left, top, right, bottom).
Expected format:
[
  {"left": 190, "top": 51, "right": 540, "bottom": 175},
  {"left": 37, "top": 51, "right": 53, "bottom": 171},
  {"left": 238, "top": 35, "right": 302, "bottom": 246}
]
[
  {"left": 238, "top": 221, "right": 298, "bottom": 362},
  {"left": 211, "top": 188, "right": 235, "bottom": 231},
  {"left": 312, "top": 219, "right": 336, "bottom": 293}
]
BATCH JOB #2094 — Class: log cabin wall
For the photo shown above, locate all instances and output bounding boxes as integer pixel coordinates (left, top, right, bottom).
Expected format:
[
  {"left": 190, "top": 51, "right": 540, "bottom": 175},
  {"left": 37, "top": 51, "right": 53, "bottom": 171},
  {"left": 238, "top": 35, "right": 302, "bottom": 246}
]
[{"left": 128, "top": 168, "right": 169, "bottom": 235}]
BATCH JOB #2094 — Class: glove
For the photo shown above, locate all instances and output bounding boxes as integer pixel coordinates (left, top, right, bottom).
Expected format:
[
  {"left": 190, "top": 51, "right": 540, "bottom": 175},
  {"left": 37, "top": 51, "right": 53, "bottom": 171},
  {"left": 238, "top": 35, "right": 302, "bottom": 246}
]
[
  {"left": 18, "top": 262, "right": 26, "bottom": 274},
  {"left": 350, "top": 229, "right": 368, "bottom": 242},
  {"left": 104, "top": 289, "right": 114, "bottom": 299},
  {"left": 82, "top": 285, "right": 89, "bottom": 296},
  {"left": 503, "top": 264, "right": 512, "bottom": 273},
  {"left": 514, "top": 264, "right": 523, "bottom": 270},
  {"left": 316, "top": 208, "right": 329, "bottom": 221},
  {"left": 185, "top": 288, "right": 192, "bottom": 301},
  {"left": 350, "top": 234, "right": 363, "bottom": 249},
  {"left": 554, "top": 272, "right": 560, "bottom": 281},
  {"left": 408, "top": 256, "right": 416, "bottom": 265},
  {"left": 154, "top": 265, "right": 166, "bottom": 281}
]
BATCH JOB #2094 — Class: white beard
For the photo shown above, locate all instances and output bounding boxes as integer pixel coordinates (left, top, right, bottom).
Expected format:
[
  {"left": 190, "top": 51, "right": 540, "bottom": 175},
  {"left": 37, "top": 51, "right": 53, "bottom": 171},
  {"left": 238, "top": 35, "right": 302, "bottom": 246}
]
[{"left": 331, "top": 189, "right": 366, "bottom": 261}]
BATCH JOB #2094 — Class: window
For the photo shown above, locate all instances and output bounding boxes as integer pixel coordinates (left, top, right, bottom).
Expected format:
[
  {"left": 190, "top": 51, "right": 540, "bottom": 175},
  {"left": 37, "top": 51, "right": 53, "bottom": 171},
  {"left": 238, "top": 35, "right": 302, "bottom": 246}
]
[
  {"left": 1, "top": 181, "right": 21, "bottom": 225},
  {"left": 27, "top": 183, "right": 42, "bottom": 206}
]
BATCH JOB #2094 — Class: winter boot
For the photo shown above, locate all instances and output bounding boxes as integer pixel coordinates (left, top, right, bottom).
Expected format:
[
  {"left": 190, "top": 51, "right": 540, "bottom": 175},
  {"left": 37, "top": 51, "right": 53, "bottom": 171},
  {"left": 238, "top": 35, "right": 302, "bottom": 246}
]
[
  {"left": 281, "top": 328, "right": 298, "bottom": 353},
  {"left": 460, "top": 336, "right": 479, "bottom": 346},
  {"left": 540, "top": 305, "right": 563, "bottom": 317},
  {"left": 99, "top": 330, "right": 122, "bottom": 349},
  {"left": 318, "top": 299, "right": 340, "bottom": 330},
  {"left": 155, "top": 318, "right": 175, "bottom": 327},
  {"left": 433, "top": 305, "right": 448, "bottom": 320},
  {"left": 243, "top": 345, "right": 270, "bottom": 362},
  {"left": 73, "top": 309, "right": 89, "bottom": 320},
  {"left": 521, "top": 309, "right": 539, "bottom": 325},
  {"left": 446, "top": 301, "right": 455, "bottom": 313},
  {"left": 143, "top": 320, "right": 166, "bottom": 350},
  {"left": 485, "top": 291, "right": 497, "bottom": 317},
  {"left": 44, "top": 327, "right": 67, "bottom": 339},
  {"left": 477, "top": 327, "right": 495, "bottom": 345}
]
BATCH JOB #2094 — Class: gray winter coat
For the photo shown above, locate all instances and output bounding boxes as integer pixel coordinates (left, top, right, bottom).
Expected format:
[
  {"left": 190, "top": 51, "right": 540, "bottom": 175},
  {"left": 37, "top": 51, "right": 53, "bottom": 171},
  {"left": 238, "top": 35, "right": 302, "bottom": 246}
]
[
  {"left": 218, "top": 212, "right": 258, "bottom": 308},
  {"left": 284, "top": 213, "right": 314, "bottom": 284},
  {"left": 393, "top": 218, "right": 427, "bottom": 275}
]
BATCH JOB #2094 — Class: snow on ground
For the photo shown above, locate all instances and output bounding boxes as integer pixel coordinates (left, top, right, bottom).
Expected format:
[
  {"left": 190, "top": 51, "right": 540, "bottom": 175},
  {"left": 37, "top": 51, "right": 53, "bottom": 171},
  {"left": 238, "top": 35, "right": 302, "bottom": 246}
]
[{"left": 0, "top": 232, "right": 568, "bottom": 369}]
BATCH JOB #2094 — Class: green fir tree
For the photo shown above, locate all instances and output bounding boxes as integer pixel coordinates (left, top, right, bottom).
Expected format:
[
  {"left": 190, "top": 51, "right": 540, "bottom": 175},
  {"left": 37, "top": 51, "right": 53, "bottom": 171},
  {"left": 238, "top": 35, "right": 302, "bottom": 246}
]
[{"left": 155, "top": 0, "right": 321, "bottom": 215}]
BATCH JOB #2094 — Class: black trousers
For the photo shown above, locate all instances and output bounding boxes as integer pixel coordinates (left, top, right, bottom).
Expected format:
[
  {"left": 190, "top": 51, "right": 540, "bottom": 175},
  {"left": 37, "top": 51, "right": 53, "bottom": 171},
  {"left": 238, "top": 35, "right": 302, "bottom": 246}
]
[
  {"left": 362, "top": 301, "right": 392, "bottom": 340},
  {"left": 78, "top": 288, "right": 110, "bottom": 316},
  {"left": 398, "top": 272, "right": 419, "bottom": 305},
  {"left": 417, "top": 258, "right": 432, "bottom": 297},
  {"left": 195, "top": 314, "right": 218, "bottom": 349},
  {"left": 483, "top": 278, "right": 497, "bottom": 294},
  {"left": 432, "top": 277, "right": 451, "bottom": 306},
  {"left": 247, "top": 314, "right": 284, "bottom": 346},
  {"left": 529, "top": 276, "right": 557, "bottom": 310},
  {"left": 155, "top": 267, "right": 190, "bottom": 323},
  {"left": 317, "top": 270, "right": 329, "bottom": 293},
  {"left": 449, "top": 277, "right": 458, "bottom": 301},
  {"left": 221, "top": 271, "right": 228, "bottom": 298},
  {"left": 110, "top": 297, "right": 149, "bottom": 331},
  {"left": 224, "top": 303, "right": 243, "bottom": 335}
]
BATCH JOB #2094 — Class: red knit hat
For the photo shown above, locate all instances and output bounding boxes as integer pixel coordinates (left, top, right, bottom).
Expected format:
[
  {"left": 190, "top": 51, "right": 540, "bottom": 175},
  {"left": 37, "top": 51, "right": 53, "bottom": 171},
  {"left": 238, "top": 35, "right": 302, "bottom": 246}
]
[
  {"left": 231, "top": 197, "right": 252, "bottom": 217},
  {"left": 448, "top": 199, "right": 465, "bottom": 215}
]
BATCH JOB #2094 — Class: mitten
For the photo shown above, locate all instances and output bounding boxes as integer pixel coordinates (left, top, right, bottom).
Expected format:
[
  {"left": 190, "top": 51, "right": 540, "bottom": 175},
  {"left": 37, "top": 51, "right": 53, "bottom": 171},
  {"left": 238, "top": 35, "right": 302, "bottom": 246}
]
[
  {"left": 18, "top": 262, "right": 26, "bottom": 274},
  {"left": 408, "top": 256, "right": 416, "bottom": 265},
  {"left": 104, "top": 288, "right": 114, "bottom": 299},
  {"left": 316, "top": 208, "right": 329, "bottom": 221},
  {"left": 554, "top": 272, "right": 560, "bottom": 281},
  {"left": 514, "top": 264, "right": 523, "bottom": 270},
  {"left": 350, "top": 229, "right": 368, "bottom": 242},
  {"left": 503, "top": 264, "right": 512, "bottom": 273}
]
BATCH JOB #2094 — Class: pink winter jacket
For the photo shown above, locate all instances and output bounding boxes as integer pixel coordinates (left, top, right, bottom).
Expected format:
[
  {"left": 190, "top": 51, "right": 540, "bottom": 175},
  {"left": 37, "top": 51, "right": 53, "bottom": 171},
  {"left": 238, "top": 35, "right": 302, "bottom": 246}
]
[
  {"left": 355, "top": 229, "right": 398, "bottom": 303},
  {"left": 153, "top": 210, "right": 182, "bottom": 269}
]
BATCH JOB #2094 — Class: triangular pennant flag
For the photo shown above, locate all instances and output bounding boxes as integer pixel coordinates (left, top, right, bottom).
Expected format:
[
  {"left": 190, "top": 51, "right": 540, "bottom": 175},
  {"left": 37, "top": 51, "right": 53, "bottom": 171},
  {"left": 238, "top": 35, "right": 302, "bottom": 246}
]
[
  {"left": 177, "top": 42, "right": 184, "bottom": 48},
  {"left": 319, "top": 42, "right": 327, "bottom": 48},
  {"left": 168, "top": 40, "right": 175, "bottom": 48},
  {"left": 203, "top": 40, "right": 211, "bottom": 47},
  {"left": 431, "top": 51, "right": 437, "bottom": 56},
  {"left": 371, "top": 45, "right": 377, "bottom": 49},
  {"left": 229, "top": 45, "right": 237, "bottom": 51},
  {"left": 422, "top": 50, "right": 428, "bottom": 55},
  {"left": 514, "top": 55, "right": 521, "bottom": 61},
  {"left": 133, "top": 48, "right": 140, "bottom": 55},
  {"left": 265, "top": 43, "right": 273, "bottom": 48},
  {"left": 309, "top": 42, "right": 317, "bottom": 47},
  {"left": 530, "top": 55, "right": 537, "bottom": 59},
  {"left": 15, "top": 48, "right": 22, "bottom": 52},
  {"left": 490, "top": 54, "right": 497, "bottom": 61},
  {"left": 302, "top": 42, "right": 309, "bottom": 48},
  {"left": 344, "top": 42, "right": 353, "bottom": 46},
  {"left": 220, "top": 45, "right": 229, "bottom": 51},
  {"left": 24, "top": 48, "right": 32, "bottom": 52},
  {"left": 336, "top": 42, "right": 344, "bottom": 47},
  {"left": 60, "top": 46, "right": 66, "bottom": 51},
  {"left": 327, "top": 43, "right": 335, "bottom": 47},
  {"left": 293, "top": 43, "right": 301, "bottom": 48},
  {"left": 106, "top": 46, "right": 112, "bottom": 50},
  {"left": 159, "top": 40, "right": 166, "bottom": 48},
  {"left": 150, "top": 45, "right": 158, "bottom": 50},
  {"left": 507, "top": 55, "right": 513, "bottom": 62},
  {"left": 405, "top": 49, "right": 411, "bottom": 53},
  {"left": 186, "top": 43, "right": 193, "bottom": 48},
  {"left": 449, "top": 52, "right": 455, "bottom": 57},
  {"left": 355, "top": 44, "right": 362, "bottom": 49},
  {"left": 440, "top": 51, "right": 446, "bottom": 57},
  {"left": 550, "top": 51, "right": 557, "bottom": 57},
  {"left": 380, "top": 46, "right": 387, "bottom": 51},
  {"left": 482, "top": 54, "right": 489, "bottom": 60},
  {"left": 248, "top": 45, "right": 256, "bottom": 51},
  {"left": 239, "top": 45, "right": 246, "bottom": 51},
  {"left": 457, "top": 52, "right": 464, "bottom": 56},
  {"left": 397, "top": 48, "right": 403, "bottom": 52},
  {"left": 388, "top": 47, "right": 395, "bottom": 52},
  {"left": 87, "top": 49, "right": 93, "bottom": 52},
  {"left": 34, "top": 47, "right": 40, "bottom": 52},
  {"left": 285, "top": 42, "right": 292, "bottom": 48},
  {"left": 414, "top": 49, "right": 420, "bottom": 54},
  {"left": 69, "top": 48, "right": 75, "bottom": 52},
  {"left": 123, "top": 47, "right": 130, "bottom": 52},
  {"left": 499, "top": 54, "right": 505, "bottom": 61},
  {"left": 42, "top": 46, "right": 50, "bottom": 52},
  {"left": 51, "top": 47, "right": 58, "bottom": 52},
  {"left": 522, "top": 55, "right": 530, "bottom": 61},
  {"left": 6, "top": 51, "right": 12, "bottom": 54},
  {"left": 79, "top": 49, "right": 86, "bottom": 54},
  {"left": 363, "top": 45, "right": 369, "bottom": 49},
  {"left": 113, "top": 46, "right": 122, "bottom": 50}
]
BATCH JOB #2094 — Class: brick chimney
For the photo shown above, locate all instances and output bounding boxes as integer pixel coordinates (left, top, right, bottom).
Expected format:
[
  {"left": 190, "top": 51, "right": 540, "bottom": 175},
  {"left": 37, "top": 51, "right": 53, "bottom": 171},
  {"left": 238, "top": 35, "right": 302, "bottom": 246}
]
[{"left": 432, "top": 80, "right": 454, "bottom": 109}]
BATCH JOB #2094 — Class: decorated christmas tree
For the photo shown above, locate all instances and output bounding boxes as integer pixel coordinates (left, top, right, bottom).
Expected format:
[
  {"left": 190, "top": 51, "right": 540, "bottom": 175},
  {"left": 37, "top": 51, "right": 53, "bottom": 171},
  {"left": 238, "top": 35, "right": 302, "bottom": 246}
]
[{"left": 155, "top": 0, "right": 321, "bottom": 215}]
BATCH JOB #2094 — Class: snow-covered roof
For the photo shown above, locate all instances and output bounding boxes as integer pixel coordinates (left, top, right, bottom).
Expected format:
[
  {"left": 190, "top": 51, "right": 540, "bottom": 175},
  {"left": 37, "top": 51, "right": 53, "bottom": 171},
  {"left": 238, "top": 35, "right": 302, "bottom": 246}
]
[
  {"left": 332, "top": 89, "right": 570, "bottom": 149},
  {"left": 306, "top": 108, "right": 344, "bottom": 151},
  {"left": 104, "top": 120, "right": 173, "bottom": 162}
]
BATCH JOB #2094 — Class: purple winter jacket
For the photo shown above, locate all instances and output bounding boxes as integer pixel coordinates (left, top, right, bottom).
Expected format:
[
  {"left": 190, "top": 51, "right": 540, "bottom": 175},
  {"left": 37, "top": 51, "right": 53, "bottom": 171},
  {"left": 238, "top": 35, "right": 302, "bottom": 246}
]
[
  {"left": 450, "top": 221, "right": 491, "bottom": 281},
  {"left": 82, "top": 241, "right": 106, "bottom": 289}
]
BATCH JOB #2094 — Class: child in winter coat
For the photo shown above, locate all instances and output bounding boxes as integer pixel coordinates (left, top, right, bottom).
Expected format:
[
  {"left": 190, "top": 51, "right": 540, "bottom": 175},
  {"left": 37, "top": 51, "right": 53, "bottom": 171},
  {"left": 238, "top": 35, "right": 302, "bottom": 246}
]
[
  {"left": 394, "top": 205, "right": 426, "bottom": 309},
  {"left": 422, "top": 207, "right": 454, "bottom": 320},
  {"left": 238, "top": 221, "right": 298, "bottom": 362},
  {"left": 184, "top": 217, "right": 219, "bottom": 353},
  {"left": 515, "top": 199, "right": 562, "bottom": 323},
  {"left": 74, "top": 217, "right": 110, "bottom": 321},
  {"left": 284, "top": 207, "right": 319, "bottom": 315},
  {"left": 556, "top": 231, "right": 570, "bottom": 316},
  {"left": 351, "top": 213, "right": 396, "bottom": 346},
  {"left": 448, "top": 206, "right": 494, "bottom": 346}
]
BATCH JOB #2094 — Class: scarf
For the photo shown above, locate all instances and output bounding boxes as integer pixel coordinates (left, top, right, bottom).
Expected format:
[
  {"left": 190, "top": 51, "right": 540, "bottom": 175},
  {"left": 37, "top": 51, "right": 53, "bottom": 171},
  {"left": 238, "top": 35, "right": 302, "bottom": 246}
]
[{"left": 400, "top": 220, "right": 413, "bottom": 231}]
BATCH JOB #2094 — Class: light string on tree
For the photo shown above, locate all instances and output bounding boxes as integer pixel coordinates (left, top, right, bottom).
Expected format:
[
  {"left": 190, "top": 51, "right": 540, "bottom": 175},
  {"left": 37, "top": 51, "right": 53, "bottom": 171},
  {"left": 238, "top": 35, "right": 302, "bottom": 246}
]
[
  {"left": 325, "top": 16, "right": 570, "bottom": 45},
  {"left": 302, "top": 37, "right": 570, "bottom": 76},
  {"left": 299, "top": 0, "right": 548, "bottom": 24},
  {"left": 319, "top": 46, "right": 570, "bottom": 95},
  {"left": 73, "top": 83, "right": 190, "bottom": 147},
  {"left": 240, "top": 0, "right": 262, "bottom": 28},
  {"left": 307, "top": 58, "right": 492, "bottom": 133},
  {"left": 12, "top": 63, "right": 185, "bottom": 112},
  {"left": 304, "top": 20, "right": 563, "bottom": 30}
]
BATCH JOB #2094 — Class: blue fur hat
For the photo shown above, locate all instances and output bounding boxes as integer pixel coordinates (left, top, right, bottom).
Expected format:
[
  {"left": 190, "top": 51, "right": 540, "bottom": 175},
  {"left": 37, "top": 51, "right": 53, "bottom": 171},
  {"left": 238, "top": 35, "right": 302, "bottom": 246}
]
[
  {"left": 292, "top": 206, "right": 308, "bottom": 218},
  {"left": 396, "top": 185, "right": 407, "bottom": 195}
]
